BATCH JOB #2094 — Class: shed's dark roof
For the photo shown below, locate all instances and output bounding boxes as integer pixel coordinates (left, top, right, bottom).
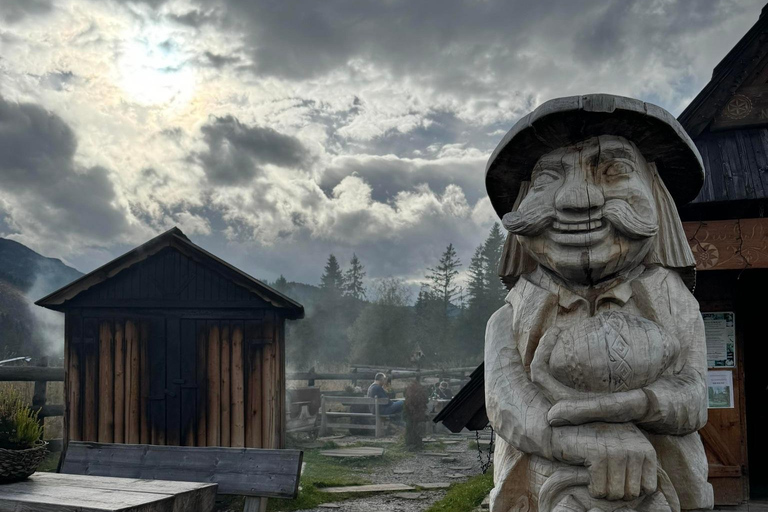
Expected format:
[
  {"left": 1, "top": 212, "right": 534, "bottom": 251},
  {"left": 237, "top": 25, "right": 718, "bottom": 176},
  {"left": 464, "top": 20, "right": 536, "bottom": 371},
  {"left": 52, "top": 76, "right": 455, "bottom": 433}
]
[
  {"left": 678, "top": 5, "right": 768, "bottom": 139},
  {"left": 35, "top": 227, "right": 304, "bottom": 318},
  {"left": 433, "top": 363, "right": 488, "bottom": 432}
]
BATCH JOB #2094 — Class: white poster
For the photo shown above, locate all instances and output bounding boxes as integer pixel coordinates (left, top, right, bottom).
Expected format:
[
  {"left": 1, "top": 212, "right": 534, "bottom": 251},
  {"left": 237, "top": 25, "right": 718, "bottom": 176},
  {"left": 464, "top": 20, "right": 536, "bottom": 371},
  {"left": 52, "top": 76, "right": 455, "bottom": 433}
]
[
  {"left": 703, "top": 312, "right": 736, "bottom": 368},
  {"left": 707, "top": 370, "right": 734, "bottom": 409}
]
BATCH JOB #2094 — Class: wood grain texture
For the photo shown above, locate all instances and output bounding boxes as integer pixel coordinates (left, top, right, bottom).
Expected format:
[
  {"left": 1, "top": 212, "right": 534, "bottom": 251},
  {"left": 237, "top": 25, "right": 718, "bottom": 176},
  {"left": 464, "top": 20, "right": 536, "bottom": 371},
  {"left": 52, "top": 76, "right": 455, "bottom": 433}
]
[
  {"left": 230, "top": 324, "right": 245, "bottom": 447},
  {"left": 206, "top": 322, "right": 220, "bottom": 446},
  {"left": 61, "top": 441, "right": 302, "bottom": 499},
  {"left": 684, "top": 218, "right": 768, "bottom": 270},
  {"left": 220, "top": 323, "right": 231, "bottom": 447},
  {"left": 125, "top": 320, "right": 140, "bottom": 444},
  {"left": 0, "top": 472, "right": 217, "bottom": 512},
  {"left": 113, "top": 321, "right": 125, "bottom": 444},
  {"left": 98, "top": 322, "right": 114, "bottom": 443}
]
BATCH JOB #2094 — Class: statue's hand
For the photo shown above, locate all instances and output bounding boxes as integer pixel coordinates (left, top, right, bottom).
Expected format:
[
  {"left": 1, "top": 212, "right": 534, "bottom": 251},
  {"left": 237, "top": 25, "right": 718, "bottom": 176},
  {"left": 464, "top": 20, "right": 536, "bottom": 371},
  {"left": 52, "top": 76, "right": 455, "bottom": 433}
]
[
  {"left": 551, "top": 422, "right": 657, "bottom": 501},
  {"left": 547, "top": 390, "right": 649, "bottom": 426}
]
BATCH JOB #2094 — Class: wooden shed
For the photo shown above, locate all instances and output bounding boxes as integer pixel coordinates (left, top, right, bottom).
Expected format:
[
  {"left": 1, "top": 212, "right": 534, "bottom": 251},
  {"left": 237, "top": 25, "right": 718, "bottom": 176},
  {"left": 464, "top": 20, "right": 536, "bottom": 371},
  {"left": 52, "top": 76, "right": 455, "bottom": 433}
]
[{"left": 36, "top": 227, "right": 304, "bottom": 452}]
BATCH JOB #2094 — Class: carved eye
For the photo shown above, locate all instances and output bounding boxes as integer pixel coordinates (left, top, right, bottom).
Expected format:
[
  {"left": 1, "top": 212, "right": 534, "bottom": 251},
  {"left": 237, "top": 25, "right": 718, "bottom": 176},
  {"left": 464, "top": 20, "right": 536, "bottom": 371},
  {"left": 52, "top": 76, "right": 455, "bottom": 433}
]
[
  {"left": 604, "top": 161, "right": 634, "bottom": 177},
  {"left": 533, "top": 171, "right": 560, "bottom": 189}
]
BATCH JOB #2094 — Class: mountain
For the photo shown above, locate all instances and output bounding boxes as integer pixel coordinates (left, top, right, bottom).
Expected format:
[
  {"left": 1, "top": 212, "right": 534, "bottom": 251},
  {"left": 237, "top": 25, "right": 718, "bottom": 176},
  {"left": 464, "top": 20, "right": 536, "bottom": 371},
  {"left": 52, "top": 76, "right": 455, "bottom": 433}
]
[{"left": 0, "top": 238, "right": 82, "bottom": 358}]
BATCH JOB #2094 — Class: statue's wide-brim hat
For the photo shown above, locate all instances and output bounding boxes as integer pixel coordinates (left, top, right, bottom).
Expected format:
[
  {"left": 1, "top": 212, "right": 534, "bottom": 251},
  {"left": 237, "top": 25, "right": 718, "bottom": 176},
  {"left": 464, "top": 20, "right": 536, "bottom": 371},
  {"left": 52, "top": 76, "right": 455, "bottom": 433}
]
[{"left": 485, "top": 94, "right": 704, "bottom": 218}]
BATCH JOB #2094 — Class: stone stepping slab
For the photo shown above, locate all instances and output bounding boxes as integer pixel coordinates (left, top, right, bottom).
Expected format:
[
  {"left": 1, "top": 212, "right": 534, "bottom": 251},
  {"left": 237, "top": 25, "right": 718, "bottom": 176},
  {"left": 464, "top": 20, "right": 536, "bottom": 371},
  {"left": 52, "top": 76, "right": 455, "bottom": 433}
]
[
  {"left": 416, "top": 482, "right": 451, "bottom": 489},
  {"left": 318, "top": 504, "right": 341, "bottom": 509},
  {"left": 319, "top": 447, "right": 385, "bottom": 458},
  {"left": 318, "top": 435, "right": 346, "bottom": 441},
  {"left": 394, "top": 492, "right": 426, "bottom": 500},
  {"left": 421, "top": 452, "right": 448, "bottom": 457},
  {"left": 448, "top": 473, "right": 467, "bottom": 479},
  {"left": 393, "top": 469, "right": 415, "bottom": 474},
  {"left": 320, "top": 483, "right": 415, "bottom": 493}
]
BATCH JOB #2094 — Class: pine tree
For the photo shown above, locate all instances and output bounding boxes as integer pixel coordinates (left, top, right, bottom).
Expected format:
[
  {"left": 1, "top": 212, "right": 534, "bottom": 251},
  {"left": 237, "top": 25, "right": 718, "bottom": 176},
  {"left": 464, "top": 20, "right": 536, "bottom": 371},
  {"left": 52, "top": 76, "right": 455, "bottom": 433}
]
[
  {"left": 425, "top": 243, "right": 462, "bottom": 314},
  {"left": 343, "top": 253, "right": 367, "bottom": 300},
  {"left": 466, "top": 246, "right": 487, "bottom": 311},
  {"left": 482, "top": 223, "right": 507, "bottom": 305},
  {"left": 320, "top": 254, "right": 344, "bottom": 295},
  {"left": 273, "top": 274, "right": 288, "bottom": 292}
]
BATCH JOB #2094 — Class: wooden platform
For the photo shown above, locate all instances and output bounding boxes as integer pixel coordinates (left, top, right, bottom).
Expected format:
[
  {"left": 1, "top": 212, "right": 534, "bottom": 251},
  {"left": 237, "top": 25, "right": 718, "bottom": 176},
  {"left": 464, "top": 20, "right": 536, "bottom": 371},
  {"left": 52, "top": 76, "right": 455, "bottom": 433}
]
[
  {"left": 0, "top": 472, "right": 217, "bottom": 512},
  {"left": 318, "top": 446, "right": 384, "bottom": 458}
]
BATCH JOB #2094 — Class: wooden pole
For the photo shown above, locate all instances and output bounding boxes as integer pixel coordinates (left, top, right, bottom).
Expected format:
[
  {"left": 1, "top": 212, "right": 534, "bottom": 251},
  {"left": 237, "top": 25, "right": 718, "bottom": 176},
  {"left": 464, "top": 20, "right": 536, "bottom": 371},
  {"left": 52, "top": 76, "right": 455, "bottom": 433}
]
[
  {"left": 207, "top": 323, "right": 221, "bottom": 446},
  {"left": 139, "top": 321, "right": 150, "bottom": 444},
  {"left": 113, "top": 321, "right": 125, "bottom": 443},
  {"left": 196, "top": 324, "right": 207, "bottom": 447},
  {"left": 33, "top": 357, "right": 48, "bottom": 437},
  {"left": 98, "top": 323, "right": 114, "bottom": 443},
  {"left": 125, "top": 320, "right": 140, "bottom": 444},
  {"left": 230, "top": 324, "right": 245, "bottom": 448},
  {"left": 220, "top": 324, "right": 231, "bottom": 447}
]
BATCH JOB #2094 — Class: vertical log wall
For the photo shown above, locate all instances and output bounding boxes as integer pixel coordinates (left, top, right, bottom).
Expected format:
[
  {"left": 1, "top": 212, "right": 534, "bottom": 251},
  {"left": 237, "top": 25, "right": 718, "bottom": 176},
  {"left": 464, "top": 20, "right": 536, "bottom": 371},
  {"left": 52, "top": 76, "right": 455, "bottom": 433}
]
[{"left": 65, "top": 312, "right": 285, "bottom": 449}]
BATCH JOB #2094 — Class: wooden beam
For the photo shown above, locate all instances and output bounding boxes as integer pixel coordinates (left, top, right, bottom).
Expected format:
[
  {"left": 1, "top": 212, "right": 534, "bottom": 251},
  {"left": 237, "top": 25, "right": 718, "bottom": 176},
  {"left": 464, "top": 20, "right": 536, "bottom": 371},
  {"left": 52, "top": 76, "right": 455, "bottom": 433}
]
[
  {"left": 230, "top": 324, "right": 245, "bottom": 448},
  {"left": 207, "top": 323, "right": 221, "bottom": 446},
  {"left": 114, "top": 321, "right": 125, "bottom": 444},
  {"left": 684, "top": 218, "right": 768, "bottom": 270},
  {"left": 220, "top": 323, "right": 231, "bottom": 448}
]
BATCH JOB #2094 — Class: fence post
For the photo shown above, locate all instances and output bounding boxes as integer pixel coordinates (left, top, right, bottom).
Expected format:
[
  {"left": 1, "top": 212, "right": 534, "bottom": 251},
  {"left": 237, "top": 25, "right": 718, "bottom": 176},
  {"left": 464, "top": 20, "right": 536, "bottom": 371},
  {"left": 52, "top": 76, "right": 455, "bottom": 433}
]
[
  {"left": 319, "top": 395, "right": 327, "bottom": 436},
  {"left": 307, "top": 367, "right": 316, "bottom": 388},
  {"left": 33, "top": 357, "right": 48, "bottom": 418}
]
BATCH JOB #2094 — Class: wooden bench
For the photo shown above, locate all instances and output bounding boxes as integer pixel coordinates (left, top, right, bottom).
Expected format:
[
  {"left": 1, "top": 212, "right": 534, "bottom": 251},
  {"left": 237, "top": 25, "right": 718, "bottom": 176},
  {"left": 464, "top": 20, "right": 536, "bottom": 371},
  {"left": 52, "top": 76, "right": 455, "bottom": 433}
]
[
  {"left": 60, "top": 442, "right": 303, "bottom": 512},
  {"left": 287, "top": 387, "right": 321, "bottom": 433},
  {"left": 319, "top": 396, "right": 392, "bottom": 438}
]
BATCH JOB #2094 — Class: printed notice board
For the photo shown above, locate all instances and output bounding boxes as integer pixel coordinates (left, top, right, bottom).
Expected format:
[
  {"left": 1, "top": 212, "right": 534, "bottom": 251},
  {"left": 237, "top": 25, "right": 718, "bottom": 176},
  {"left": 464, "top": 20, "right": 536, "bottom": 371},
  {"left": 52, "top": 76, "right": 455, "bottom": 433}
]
[
  {"left": 703, "top": 312, "right": 736, "bottom": 368},
  {"left": 707, "top": 370, "right": 734, "bottom": 409}
]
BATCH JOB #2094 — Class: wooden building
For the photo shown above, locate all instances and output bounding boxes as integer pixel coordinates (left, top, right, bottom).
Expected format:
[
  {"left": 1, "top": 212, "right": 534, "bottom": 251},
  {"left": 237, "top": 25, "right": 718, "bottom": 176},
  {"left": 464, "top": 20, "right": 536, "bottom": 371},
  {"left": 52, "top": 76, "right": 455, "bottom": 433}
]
[
  {"left": 36, "top": 227, "right": 304, "bottom": 452},
  {"left": 437, "top": 5, "right": 768, "bottom": 506}
]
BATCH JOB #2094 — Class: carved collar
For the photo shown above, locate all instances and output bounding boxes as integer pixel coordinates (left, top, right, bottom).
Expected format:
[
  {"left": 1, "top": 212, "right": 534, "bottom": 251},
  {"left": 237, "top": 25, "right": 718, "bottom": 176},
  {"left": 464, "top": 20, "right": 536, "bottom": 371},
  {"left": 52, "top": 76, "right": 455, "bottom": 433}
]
[{"left": 523, "top": 265, "right": 645, "bottom": 312}]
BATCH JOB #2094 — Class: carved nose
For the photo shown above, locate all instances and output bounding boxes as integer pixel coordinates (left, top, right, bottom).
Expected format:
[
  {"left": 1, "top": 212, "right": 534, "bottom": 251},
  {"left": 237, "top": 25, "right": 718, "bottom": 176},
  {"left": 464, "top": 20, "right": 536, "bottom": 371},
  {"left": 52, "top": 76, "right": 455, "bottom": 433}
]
[{"left": 555, "top": 179, "right": 604, "bottom": 214}]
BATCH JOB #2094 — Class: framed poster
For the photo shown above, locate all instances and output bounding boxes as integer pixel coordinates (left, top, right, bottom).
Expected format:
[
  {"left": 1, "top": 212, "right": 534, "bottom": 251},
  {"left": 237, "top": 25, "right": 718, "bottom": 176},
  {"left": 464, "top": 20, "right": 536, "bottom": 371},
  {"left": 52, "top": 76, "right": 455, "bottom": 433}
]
[
  {"left": 702, "top": 312, "right": 736, "bottom": 368},
  {"left": 707, "top": 370, "right": 734, "bottom": 409}
]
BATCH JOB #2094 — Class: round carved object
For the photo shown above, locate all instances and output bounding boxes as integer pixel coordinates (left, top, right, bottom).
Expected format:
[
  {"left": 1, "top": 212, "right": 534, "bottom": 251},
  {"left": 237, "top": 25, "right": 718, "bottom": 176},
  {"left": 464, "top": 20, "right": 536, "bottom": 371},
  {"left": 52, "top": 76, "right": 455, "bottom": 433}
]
[
  {"left": 548, "top": 311, "right": 680, "bottom": 393},
  {"left": 723, "top": 94, "right": 752, "bottom": 120}
]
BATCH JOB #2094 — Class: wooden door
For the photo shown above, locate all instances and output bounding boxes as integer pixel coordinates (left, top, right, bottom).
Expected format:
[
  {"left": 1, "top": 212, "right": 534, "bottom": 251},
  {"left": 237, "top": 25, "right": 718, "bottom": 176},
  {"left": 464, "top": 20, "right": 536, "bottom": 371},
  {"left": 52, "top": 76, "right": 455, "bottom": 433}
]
[{"left": 696, "top": 277, "right": 749, "bottom": 505}]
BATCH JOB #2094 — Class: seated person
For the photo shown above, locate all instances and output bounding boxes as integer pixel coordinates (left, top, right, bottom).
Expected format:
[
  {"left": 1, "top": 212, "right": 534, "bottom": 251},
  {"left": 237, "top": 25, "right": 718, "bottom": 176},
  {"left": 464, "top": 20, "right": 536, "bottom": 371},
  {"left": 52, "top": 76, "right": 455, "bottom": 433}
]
[
  {"left": 367, "top": 373, "right": 403, "bottom": 416},
  {"left": 435, "top": 381, "right": 453, "bottom": 399}
]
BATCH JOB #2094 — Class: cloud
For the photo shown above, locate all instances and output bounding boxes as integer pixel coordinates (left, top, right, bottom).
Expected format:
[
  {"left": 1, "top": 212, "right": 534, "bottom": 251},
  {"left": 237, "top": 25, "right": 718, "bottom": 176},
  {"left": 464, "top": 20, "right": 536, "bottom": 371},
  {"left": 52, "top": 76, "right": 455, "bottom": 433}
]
[
  {"left": 0, "top": 95, "right": 133, "bottom": 255},
  {"left": 1, "top": 0, "right": 52, "bottom": 24},
  {"left": 196, "top": 115, "right": 311, "bottom": 185}
]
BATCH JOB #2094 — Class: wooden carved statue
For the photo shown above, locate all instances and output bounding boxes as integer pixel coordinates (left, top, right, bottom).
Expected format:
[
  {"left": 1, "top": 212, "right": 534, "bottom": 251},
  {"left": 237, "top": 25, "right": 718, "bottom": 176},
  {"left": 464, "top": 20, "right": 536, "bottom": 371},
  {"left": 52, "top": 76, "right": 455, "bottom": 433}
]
[{"left": 484, "top": 95, "right": 714, "bottom": 512}]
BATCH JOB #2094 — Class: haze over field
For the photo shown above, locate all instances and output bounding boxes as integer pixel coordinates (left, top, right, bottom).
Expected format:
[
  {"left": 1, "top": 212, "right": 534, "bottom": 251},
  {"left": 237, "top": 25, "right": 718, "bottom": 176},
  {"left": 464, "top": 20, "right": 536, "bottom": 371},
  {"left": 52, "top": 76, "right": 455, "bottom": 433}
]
[{"left": 0, "top": 0, "right": 763, "bottom": 287}]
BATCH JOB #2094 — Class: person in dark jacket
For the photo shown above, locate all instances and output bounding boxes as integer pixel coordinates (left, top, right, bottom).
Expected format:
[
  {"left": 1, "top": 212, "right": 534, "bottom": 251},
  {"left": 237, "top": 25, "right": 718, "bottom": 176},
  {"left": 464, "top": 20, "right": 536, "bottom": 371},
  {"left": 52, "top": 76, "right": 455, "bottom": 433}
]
[{"left": 367, "top": 373, "right": 403, "bottom": 415}]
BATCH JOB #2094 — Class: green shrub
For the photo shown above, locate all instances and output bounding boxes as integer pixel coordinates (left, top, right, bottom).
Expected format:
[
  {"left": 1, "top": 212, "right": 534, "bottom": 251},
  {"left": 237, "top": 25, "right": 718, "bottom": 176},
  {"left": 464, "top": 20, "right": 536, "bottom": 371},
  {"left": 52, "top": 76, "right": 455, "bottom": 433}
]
[{"left": 0, "top": 387, "right": 43, "bottom": 449}]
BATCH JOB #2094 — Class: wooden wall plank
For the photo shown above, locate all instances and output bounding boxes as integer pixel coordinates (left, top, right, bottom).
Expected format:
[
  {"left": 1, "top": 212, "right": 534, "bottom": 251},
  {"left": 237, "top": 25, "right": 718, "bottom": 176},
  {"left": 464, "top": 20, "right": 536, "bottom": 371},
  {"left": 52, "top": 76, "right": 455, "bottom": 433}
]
[
  {"left": 196, "top": 321, "right": 207, "bottom": 447},
  {"left": 83, "top": 318, "right": 98, "bottom": 442},
  {"left": 207, "top": 322, "right": 221, "bottom": 446},
  {"left": 125, "top": 320, "right": 140, "bottom": 444},
  {"left": 261, "top": 315, "right": 275, "bottom": 449},
  {"left": 68, "top": 315, "right": 83, "bottom": 442},
  {"left": 139, "top": 321, "right": 150, "bottom": 445},
  {"left": 166, "top": 318, "right": 182, "bottom": 446},
  {"left": 246, "top": 343, "right": 262, "bottom": 449},
  {"left": 97, "top": 322, "right": 114, "bottom": 443},
  {"left": 220, "top": 323, "right": 231, "bottom": 447},
  {"left": 114, "top": 321, "right": 125, "bottom": 444},
  {"left": 230, "top": 323, "right": 245, "bottom": 448},
  {"left": 180, "top": 319, "right": 197, "bottom": 446},
  {"left": 149, "top": 318, "right": 167, "bottom": 446}
]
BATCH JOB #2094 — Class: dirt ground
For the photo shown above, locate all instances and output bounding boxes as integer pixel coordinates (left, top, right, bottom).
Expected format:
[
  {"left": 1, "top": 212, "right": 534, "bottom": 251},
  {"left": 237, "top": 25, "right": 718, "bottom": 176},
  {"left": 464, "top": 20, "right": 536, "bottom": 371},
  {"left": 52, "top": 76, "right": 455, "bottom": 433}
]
[{"left": 290, "top": 431, "right": 489, "bottom": 512}]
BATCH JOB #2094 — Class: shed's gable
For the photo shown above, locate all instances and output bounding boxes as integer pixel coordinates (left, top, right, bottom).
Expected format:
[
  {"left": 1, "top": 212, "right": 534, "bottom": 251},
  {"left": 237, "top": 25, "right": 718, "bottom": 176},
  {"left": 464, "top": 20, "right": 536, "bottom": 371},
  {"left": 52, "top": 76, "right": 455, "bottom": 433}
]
[{"left": 68, "top": 246, "right": 270, "bottom": 308}]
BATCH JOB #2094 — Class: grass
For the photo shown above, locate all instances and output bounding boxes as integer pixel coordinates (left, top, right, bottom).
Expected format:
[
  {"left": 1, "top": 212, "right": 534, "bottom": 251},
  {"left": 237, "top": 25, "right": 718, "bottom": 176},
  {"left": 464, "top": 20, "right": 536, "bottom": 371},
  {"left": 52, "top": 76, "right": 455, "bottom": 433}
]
[
  {"left": 425, "top": 472, "right": 494, "bottom": 512},
  {"left": 263, "top": 436, "right": 412, "bottom": 512}
]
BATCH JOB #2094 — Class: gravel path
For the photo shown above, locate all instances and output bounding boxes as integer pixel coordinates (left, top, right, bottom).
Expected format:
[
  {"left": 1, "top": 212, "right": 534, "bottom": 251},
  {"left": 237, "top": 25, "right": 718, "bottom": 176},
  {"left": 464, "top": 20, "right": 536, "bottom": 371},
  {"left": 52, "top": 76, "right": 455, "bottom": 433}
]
[{"left": 298, "top": 432, "right": 489, "bottom": 512}]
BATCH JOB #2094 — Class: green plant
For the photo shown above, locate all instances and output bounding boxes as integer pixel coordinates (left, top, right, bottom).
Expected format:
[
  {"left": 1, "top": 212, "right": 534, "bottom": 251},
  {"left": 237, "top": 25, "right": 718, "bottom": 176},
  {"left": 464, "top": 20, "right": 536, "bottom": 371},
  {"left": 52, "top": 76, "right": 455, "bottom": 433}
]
[
  {"left": 425, "top": 472, "right": 494, "bottom": 512},
  {"left": 0, "top": 387, "right": 43, "bottom": 449}
]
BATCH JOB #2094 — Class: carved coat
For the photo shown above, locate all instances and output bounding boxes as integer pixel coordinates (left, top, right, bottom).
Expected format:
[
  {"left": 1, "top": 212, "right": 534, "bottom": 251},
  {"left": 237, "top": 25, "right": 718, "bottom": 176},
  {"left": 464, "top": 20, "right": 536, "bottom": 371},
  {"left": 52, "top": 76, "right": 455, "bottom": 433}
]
[{"left": 485, "top": 264, "right": 714, "bottom": 512}]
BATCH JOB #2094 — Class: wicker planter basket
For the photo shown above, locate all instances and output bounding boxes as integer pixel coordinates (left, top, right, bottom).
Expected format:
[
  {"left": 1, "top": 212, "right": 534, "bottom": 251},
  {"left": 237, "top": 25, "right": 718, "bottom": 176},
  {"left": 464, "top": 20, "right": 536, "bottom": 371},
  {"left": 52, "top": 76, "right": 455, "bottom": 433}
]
[{"left": 0, "top": 442, "right": 48, "bottom": 484}]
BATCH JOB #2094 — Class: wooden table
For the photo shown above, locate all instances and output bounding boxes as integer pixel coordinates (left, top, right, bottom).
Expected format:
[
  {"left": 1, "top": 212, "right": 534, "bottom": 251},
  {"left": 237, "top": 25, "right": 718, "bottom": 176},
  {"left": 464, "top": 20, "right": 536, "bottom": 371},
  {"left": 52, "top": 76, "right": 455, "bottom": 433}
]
[{"left": 0, "top": 472, "right": 218, "bottom": 512}]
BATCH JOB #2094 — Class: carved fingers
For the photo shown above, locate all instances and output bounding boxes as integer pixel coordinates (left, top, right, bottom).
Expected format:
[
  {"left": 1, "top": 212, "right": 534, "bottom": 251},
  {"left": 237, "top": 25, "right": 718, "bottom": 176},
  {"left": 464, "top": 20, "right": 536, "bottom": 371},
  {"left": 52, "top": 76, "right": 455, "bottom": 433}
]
[
  {"left": 551, "top": 423, "right": 657, "bottom": 501},
  {"left": 547, "top": 390, "right": 650, "bottom": 426}
]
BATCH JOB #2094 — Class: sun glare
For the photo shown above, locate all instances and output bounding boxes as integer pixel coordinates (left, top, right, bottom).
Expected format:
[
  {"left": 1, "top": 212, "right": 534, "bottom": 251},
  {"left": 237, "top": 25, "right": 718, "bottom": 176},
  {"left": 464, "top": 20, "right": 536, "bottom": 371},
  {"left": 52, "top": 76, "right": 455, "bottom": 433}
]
[{"left": 118, "top": 29, "right": 196, "bottom": 106}]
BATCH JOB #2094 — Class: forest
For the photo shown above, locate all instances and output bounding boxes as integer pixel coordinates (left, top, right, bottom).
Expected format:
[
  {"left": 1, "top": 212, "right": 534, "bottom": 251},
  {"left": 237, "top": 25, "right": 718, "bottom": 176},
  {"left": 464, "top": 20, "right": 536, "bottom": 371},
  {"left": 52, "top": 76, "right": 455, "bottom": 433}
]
[{"left": 274, "top": 223, "right": 507, "bottom": 369}]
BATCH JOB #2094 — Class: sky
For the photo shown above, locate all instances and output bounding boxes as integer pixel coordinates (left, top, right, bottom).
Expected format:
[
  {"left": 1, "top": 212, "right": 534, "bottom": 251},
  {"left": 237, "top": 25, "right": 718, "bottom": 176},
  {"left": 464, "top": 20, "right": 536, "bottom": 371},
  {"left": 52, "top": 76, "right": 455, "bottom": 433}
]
[{"left": 0, "top": 0, "right": 764, "bottom": 292}]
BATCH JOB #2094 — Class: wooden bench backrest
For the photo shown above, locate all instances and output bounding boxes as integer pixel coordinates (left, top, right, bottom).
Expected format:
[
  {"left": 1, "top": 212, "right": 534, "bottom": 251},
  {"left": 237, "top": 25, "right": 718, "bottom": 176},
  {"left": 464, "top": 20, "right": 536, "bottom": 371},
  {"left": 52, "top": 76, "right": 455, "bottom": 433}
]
[
  {"left": 322, "top": 396, "right": 389, "bottom": 406},
  {"left": 60, "top": 442, "right": 303, "bottom": 499}
]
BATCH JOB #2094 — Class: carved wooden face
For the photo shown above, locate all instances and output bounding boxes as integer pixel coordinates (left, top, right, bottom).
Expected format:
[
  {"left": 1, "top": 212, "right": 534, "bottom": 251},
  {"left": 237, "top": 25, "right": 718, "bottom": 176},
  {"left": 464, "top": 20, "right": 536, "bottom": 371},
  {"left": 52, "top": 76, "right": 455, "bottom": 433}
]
[{"left": 503, "top": 135, "right": 659, "bottom": 284}]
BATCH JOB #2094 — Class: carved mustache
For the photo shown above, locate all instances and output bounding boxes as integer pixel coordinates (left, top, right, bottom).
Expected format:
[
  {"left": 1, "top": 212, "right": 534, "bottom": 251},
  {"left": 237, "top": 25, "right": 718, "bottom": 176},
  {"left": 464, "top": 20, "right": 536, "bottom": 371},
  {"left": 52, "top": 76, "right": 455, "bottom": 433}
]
[{"left": 502, "top": 199, "right": 659, "bottom": 239}]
